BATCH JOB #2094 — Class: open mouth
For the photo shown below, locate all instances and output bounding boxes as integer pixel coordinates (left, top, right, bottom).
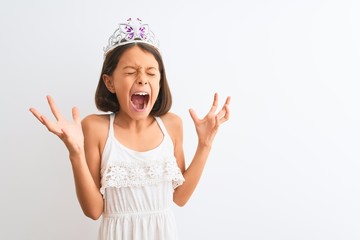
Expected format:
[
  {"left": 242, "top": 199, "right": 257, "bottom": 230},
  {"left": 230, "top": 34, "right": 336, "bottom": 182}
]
[{"left": 130, "top": 92, "right": 150, "bottom": 111}]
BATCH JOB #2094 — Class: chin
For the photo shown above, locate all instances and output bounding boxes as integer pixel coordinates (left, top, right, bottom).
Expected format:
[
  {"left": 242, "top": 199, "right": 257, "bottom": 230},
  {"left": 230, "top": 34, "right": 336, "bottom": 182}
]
[{"left": 128, "top": 105, "right": 153, "bottom": 120}]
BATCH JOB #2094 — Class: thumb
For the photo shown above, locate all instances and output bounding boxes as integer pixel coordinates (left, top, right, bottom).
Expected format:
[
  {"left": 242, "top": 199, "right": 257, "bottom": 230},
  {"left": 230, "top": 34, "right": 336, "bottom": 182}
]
[
  {"left": 189, "top": 108, "right": 199, "bottom": 124},
  {"left": 72, "top": 107, "right": 81, "bottom": 124},
  {"left": 61, "top": 128, "right": 70, "bottom": 139}
]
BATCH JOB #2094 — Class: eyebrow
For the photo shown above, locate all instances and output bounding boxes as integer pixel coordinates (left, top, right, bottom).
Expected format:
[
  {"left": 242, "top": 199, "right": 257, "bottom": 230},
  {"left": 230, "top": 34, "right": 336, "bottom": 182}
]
[{"left": 122, "top": 66, "right": 158, "bottom": 71}]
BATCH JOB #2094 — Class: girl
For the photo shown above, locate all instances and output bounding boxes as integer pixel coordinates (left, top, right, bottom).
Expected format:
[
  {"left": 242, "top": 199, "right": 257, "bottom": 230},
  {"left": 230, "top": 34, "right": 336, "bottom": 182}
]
[{"left": 30, "top": 18, "right": 230, "bottom": 240}]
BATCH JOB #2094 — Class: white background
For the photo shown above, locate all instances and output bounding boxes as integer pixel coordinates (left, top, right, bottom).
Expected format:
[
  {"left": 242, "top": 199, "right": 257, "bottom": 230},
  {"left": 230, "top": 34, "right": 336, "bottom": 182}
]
[{"left": 1, "top": 0, "right": 360, "bottom": 239}]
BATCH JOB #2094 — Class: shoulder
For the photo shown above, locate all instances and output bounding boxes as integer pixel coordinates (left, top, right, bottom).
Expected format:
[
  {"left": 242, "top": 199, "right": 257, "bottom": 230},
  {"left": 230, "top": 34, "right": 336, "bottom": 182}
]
[
  {"left": 82, "top": 113, "right": 110, "bottom": 126},
  {"left": 160, "top": 112, "right": 183, "bottom": 143},
  {"left": 82, "top": 113, "right": 111, "bottom": 139},
  {"left": 160, "top": 112, "right": 183, "bottom": 130}
]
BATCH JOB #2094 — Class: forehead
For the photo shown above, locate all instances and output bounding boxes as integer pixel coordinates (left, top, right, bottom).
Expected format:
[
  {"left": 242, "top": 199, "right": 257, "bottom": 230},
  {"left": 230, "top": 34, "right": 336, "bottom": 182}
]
[{"left": 118, "top": 45, "right": 159, "bottom": 69}]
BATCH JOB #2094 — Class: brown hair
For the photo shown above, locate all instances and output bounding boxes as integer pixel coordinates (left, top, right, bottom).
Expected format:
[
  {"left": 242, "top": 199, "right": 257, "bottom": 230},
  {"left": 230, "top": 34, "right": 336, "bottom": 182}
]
[{"left": 95, "top": 43, "right": 172, "bottom": 116}]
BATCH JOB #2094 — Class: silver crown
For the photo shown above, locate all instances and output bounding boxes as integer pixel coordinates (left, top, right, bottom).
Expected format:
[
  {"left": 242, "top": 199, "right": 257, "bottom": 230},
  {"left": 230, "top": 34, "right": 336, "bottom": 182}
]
[{"left": 103, "top": 18, "right": 159, "bottom": 56}]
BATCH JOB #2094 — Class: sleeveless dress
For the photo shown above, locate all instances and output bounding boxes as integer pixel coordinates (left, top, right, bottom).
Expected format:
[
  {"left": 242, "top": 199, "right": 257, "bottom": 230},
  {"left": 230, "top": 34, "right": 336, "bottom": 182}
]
[{"left": 98, "top": 113, "right": 185, "bottom": 240}]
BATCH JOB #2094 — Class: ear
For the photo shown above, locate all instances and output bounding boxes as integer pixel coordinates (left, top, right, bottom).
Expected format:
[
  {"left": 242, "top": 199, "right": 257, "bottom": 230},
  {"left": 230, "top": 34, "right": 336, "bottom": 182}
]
[{"left": 102, "top": 74, "right": 115, "bottom": 93}]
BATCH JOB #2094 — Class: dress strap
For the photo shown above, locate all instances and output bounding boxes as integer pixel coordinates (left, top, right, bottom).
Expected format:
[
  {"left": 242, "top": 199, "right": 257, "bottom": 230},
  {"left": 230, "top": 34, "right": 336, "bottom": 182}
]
[
  {"left": 109, "top": 112, "right": 115, "bottom": 137},
  {"left": 154, "top": 116, "right": 170, "bottom": 138}
]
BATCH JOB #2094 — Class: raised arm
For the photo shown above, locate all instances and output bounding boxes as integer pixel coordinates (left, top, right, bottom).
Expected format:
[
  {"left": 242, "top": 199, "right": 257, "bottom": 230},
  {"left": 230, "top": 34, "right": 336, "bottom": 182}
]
[
  {"left": 172, "top": 93, "right": 231, "bottom": 206},
  {"left": 29, "top": 95, "right": 103, "bottom": 219}
]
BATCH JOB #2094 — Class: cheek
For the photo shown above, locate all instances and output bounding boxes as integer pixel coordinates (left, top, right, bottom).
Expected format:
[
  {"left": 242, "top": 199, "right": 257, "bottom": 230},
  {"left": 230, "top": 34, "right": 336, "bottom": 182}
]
[
  {"left": 115, "top": 78, "right": 132, "bottom": 90},
  {"left": 151, "top": 80, "right": 161, "bottom": 98},
  {"left": 153, "top": 79, "right": 161, "bottom": 92},
  {"left": 154, "top": 76, "right": 161, "bottom": 87}
]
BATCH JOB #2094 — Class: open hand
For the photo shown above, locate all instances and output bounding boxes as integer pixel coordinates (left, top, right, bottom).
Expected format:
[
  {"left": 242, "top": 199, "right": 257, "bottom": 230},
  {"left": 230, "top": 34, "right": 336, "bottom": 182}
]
[
  {"left": 189, "top": 93, "right": 230, "bottom": 147},
  {"left": 29, "top": 95, "right": 84, "bottom": 157}
]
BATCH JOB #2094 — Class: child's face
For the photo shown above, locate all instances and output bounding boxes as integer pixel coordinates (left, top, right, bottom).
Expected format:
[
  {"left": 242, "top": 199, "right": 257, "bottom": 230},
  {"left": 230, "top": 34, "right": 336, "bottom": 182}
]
[{"left": 109, "top": 45, "right": 161, "bottom": 120}]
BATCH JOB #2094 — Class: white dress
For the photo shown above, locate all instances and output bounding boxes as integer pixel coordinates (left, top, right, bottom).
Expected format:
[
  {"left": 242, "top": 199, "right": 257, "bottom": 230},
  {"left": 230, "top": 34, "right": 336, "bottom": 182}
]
[{"left": 98, "top": 113, "right": 185, "bottom": 240}]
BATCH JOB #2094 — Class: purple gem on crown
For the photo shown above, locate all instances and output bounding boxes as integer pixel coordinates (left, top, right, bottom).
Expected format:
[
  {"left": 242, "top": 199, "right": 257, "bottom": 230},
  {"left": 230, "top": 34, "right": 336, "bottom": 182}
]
[
  {"left": 139, "top": 26, "right": 146, "bottom": 39},
  {"left": 104, "top": 17, "right": 159, "bottom": 56}
]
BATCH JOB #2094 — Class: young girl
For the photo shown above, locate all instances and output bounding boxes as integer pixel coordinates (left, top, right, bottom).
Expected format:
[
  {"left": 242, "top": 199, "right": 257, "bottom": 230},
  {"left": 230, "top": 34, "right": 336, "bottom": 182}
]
[{"left": 30, "top": 18, "right": 230, "bottom": 240}]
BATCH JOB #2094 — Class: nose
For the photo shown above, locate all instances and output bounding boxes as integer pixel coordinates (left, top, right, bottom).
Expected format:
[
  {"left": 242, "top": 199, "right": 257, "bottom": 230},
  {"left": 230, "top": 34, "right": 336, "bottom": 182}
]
[
  {"left": 136, "top": 73, "right": 148, "bottom": 85},
  {"left": 137, "top": 79, "right": 148, "bottom": 85}
]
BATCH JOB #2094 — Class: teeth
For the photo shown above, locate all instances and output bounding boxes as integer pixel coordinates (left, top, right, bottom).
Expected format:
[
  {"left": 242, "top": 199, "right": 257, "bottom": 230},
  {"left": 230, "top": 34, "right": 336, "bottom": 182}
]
[{"left": 134, "top": 92, "right": 149, "bottom": 96}]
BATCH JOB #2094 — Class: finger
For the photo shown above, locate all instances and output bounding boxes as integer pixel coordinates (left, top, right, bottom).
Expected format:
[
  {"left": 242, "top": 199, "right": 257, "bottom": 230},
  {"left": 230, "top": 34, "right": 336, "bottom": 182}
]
[
  {"left": 72, "top": 107, "right": 80, "bottom": 125},
  {"left": 222, "top": 96, "right": 231, "bottom": 122},
  {"left": 61, "top": 127, "right": 70, "bottom": 139},
  {"left": 208, "top": 93, "right": 219, "bottom": 114},
  {"left": 225, "top": 96, "right": 231, "bottom": 105},
  {"left": 29, "top": 107, "right": 45, "bottom": 124},
  {"left": 219, "top": 104, "right": 230, "bottom": 124},
  {"left": 214, "top": 95, "right": 231, "bottom": 117},
  {"left": 216, "top": 113, "right": 221, "bottom": 128},
  {"left": 216, "top": 107, "right": 226, "bottom": 119},
  {"left": 41, "top": 115, "right": 63, "bottom": 137},
  {"left": 189, "top": 108, "right": 199, "bottom": 124},
  {"left": 47, "top": 95, "right": 63, "bottom": 121}
]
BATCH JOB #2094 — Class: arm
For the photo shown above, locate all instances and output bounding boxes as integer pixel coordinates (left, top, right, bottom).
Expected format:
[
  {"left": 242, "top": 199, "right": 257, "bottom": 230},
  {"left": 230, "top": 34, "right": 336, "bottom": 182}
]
[
  {"left": 75, "top": 115, "right": 104, "bottom": 219},
  {"left": 172, "top": 93, "right": 231, "bottom": 206},
  {"left": 30, "top": 96, "right": 103, "bottom": 220}
]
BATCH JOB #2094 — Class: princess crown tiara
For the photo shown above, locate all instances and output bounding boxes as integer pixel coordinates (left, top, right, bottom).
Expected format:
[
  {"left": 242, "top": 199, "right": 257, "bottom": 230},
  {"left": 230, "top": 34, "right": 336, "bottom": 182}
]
[{"left": 103, "top": 18, "right": 159, "bottom": 56}]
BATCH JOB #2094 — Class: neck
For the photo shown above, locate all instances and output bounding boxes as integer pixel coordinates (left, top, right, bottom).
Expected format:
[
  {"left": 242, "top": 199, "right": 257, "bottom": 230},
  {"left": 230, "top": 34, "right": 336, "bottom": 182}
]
[{"left": 115, "top": 111, "right": 154, "bottom": 131}]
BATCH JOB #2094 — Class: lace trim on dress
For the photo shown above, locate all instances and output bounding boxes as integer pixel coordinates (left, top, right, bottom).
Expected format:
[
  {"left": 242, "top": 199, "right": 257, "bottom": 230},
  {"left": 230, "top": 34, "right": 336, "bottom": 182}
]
[{"left": 100, "top": 157, "right": 185, "bottom": 196}]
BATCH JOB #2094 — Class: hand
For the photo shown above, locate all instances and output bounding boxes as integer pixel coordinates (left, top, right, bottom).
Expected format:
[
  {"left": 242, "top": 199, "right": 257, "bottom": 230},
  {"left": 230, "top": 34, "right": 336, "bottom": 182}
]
[
  {"left": 189, "top": 93, "right": 231, "bottom": 147},
  {"left": 29, "top": 95, "right": 84, "bottom": 157}
]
